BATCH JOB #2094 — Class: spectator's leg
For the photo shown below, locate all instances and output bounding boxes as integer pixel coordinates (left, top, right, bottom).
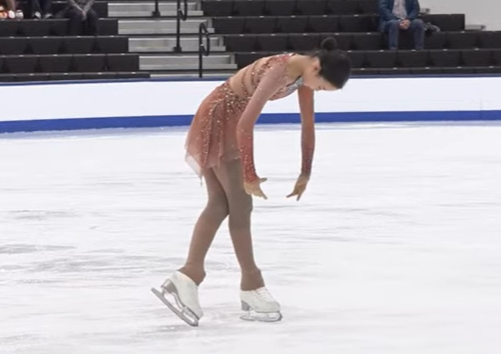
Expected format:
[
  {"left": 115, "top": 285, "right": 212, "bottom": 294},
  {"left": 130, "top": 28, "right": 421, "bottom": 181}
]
[
  {"left": 41, "top": 0, "right": 54, "bottom": 18},
  {"left": 410, "top": 19, "right": 425, "bottom": 50},
  {"left": 84, "top": 8, "right": 99, "bottom": 35},
  {"left": 29, "top": 0, "right": 42, "bottom": 18},
  {"left": 66, "top": 7, "right": 84, "bottom": 35},
  {"left": 385, "top": 20, "right": 400, "bottom": 50},
  {"left": 4, "top": 0, "right": 16, "bottom": 11}
]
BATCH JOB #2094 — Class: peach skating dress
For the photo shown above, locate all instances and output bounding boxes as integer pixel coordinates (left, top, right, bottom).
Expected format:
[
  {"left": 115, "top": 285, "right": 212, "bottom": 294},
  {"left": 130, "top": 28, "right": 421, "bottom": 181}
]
[{"left": 185, "top": 53, "right": 304, "bottom": 182}]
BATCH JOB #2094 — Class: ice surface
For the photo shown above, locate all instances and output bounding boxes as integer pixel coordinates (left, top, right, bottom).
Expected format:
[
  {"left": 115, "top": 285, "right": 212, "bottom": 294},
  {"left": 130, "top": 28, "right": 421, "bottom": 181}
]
[{"left": 1, "top": 122, "right": 501, "bottom": 354}]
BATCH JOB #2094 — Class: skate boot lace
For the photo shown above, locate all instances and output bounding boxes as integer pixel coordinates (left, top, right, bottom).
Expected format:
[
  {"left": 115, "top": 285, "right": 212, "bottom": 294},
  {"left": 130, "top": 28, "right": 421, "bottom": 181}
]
[{"left": 255, "top": 288, "right": 275, "bottom": 302}]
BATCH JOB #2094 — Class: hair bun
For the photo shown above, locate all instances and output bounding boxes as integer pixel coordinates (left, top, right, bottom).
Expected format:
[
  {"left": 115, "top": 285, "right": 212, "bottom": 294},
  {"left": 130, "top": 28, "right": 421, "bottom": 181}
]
[{"left": 320, "top": 37, "right": 338, "bottom": 51}]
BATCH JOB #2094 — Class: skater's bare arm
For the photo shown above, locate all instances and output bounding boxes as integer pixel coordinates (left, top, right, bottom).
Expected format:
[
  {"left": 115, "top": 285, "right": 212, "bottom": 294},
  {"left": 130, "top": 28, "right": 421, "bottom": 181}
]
[
  {"left": 297, "top": 85, "right": 315, "bottom": 177},
  {"left": 236, "top": 64, "right": 286, "bottom": 183}
]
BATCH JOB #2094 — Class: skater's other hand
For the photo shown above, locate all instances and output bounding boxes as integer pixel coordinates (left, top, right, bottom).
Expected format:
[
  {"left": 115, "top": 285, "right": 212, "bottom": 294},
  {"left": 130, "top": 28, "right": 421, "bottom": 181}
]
[
  {"left": 287, "top": 174, "right": 309, "bottom": 201},
  {"left": 244, "top": 178, "right": 268, "bottom": 199}
]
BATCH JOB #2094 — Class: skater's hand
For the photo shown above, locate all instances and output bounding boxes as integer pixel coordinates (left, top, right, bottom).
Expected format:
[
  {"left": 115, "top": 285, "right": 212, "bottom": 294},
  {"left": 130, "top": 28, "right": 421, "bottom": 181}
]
[
  {"left": 287, "top": 174, "right": 309, "bottom": 201},
  {"left": 244, "top": 178, "right": 268, "bottom": 199}
]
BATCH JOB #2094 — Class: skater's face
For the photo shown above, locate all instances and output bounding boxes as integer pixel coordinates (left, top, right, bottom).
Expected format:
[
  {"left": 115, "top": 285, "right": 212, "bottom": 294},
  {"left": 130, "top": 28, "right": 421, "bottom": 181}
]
[{"left": 302, "top": 58, "right": 338, "bottom": 92}]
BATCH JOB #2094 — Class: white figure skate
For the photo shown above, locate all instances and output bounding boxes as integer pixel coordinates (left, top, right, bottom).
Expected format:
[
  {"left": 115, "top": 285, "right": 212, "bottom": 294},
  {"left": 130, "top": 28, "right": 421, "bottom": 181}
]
[
  {"left": 240, "top": 287, "right": 282, "bottom": 322},
  {"left": 151, "top": 271, "right": 203, "bottom": 326}
]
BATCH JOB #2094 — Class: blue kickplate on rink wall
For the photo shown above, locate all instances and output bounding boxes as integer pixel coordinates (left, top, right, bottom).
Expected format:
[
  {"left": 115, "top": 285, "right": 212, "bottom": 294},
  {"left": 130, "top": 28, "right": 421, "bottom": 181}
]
[{"left": 1, "top": 110, "right": 501, "bottom": 134}]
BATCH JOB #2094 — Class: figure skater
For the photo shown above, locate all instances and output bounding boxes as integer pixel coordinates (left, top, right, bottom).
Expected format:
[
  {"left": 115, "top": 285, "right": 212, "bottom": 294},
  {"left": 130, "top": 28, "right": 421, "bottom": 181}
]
[{"left": 152, "top": 37, "right": 351, "bottom": 326}]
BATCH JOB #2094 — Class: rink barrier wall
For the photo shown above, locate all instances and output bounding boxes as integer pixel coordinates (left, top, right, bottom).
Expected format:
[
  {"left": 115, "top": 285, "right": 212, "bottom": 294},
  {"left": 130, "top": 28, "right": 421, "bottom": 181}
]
[{"left": 1, "top": 76, "right": 501, "bottom": 134}]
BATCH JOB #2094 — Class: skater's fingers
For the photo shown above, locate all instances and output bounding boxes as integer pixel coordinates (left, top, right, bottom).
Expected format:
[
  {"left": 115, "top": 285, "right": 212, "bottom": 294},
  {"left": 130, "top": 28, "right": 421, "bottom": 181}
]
[
  {"left": 286, "top": 185, "right": 299, "bottom": 198},
  {"left": 254, "top": 187, "right": 267, "bottom": 200}
]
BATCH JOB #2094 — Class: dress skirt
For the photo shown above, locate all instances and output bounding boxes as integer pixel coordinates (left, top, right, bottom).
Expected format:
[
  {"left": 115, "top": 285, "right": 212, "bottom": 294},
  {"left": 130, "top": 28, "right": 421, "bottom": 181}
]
[{"left": 184, "top": 81, "right": 250, "bottom": 178}]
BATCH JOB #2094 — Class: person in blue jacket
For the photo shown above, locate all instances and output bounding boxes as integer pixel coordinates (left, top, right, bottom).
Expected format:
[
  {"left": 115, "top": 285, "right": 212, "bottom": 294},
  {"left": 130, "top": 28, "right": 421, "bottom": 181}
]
[{"left": 378, "top": 0, "right": 425, "bottom": 50}]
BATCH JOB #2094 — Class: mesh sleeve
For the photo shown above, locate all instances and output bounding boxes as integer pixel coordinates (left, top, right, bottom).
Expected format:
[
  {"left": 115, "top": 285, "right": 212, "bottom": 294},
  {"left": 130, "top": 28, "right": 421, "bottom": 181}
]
[{"left": 236, "top": 61, "right": 288, "bottom": 183}]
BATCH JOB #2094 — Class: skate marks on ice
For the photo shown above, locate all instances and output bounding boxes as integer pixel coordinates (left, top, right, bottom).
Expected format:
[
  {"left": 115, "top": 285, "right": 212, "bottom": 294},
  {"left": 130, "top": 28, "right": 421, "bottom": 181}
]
[
  {"left": 1, "top": 124, "right": 501, "bottom": 353},
  {"left": 0, "top": 243, "right": 74, "bottom": 254}
]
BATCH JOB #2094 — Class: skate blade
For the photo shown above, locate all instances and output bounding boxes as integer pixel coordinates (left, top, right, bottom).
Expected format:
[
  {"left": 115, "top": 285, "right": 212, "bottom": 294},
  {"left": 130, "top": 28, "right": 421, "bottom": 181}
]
[
  {"left": 151, "top": 287, "right": 199, "bottom": 327},
  {"left": 240, "top": 310, "right": 283, "bottom": 323}
]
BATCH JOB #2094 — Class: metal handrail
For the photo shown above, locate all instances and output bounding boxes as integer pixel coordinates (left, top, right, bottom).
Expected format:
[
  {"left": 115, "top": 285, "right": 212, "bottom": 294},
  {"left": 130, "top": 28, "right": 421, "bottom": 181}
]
[
  {"left": 198, "top": 22, "right": 211, "bottom": 78},
  {"left": 152, "top": 0, "right": 160, "bottom": 17},
  {"left": 173, "top": 0, "right": 189, "bottom": 52}
]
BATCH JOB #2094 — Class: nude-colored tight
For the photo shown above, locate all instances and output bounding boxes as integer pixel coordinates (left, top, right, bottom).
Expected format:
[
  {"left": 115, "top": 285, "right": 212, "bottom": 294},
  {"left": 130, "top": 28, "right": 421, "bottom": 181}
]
[{"left": 178, "top": 159, "right": 264, "bottom": 291}]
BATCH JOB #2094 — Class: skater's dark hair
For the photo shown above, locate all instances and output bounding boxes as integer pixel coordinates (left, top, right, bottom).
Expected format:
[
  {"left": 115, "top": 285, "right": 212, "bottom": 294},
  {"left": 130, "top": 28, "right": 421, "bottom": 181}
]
[{"left": 310, "top": 37, "right": 351, "bottom": 89}]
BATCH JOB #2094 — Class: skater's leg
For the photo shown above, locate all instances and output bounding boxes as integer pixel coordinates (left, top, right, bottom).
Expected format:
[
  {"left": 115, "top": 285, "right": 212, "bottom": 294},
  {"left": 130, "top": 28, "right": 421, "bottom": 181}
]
[
  {"left": 178, "top": 168, "right": 229, "bottom": 285},
  {"left": 152, "top": 171, "right": 226, "bottom": 325},
  {"left": 213, "top": 159, "right": 264, "bottom": 291}
]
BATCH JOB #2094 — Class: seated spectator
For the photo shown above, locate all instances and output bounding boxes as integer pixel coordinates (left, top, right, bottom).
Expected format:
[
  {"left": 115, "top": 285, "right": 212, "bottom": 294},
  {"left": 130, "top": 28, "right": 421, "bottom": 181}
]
[
  {"left": 64, "top": 0, "right": 98, "bottom": 35},
  {"left": 378, "top": 0, "right": 425, "bottom": 50},
  {"left": 29, "top": 0, "right": 53, "bottom": 19},
  {"left": 0, "top": 0, "right": 23, "bottom": 19}
]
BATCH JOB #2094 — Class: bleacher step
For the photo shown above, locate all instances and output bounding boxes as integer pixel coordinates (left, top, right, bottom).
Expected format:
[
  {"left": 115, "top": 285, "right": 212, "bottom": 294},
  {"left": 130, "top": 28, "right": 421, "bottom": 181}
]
[
  {"left": 144, "top": 63, "right": 237, "bottom": 71},
  {"left": 141, "top": 54, "right": 232, "bottom": 65},
  {"left": 118, "top": 19, "right": 212, "bottom": 35},
  {"left": 140, "top": 54, "right": 236, "bottom": 70},
  {"left": 130, "top": 36, "right": 223, "bottom": 52},
  {"left": 150, "top": 72, "right": 233, "bottom": 78},
  {"left": 109, "top": 2, "right": 202, "bottom": 18}
]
